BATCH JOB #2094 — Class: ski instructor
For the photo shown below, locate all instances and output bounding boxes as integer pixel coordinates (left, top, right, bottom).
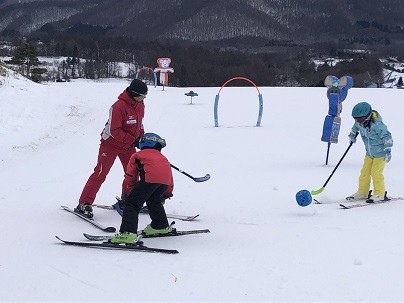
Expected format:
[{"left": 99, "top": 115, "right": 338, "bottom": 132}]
[{"left": 75, "top": 79, "right": 148, "bottom": 218}]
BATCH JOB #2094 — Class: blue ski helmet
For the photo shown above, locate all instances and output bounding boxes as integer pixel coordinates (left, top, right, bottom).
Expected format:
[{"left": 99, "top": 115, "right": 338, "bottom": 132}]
[
  {"left": 296, "top": 189, "right": 312, "bottom": 207},
  {"left": 139, "top": 133, "right": 166, "bottom": 150},
  {"left": 352, "top": 102, "right": 372, "bottom": 118}
]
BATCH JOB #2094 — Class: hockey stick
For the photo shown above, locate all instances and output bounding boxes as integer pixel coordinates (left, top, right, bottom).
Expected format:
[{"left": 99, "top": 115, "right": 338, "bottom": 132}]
[
  {"left": 311, "top": 133, "right": 358, "bottom": 195},
  {"left": 170, "top": 164, "right": 210, "bottom": 183}
]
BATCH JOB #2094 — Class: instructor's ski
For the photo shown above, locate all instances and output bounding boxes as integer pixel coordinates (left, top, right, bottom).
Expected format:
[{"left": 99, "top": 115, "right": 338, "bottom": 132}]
[
  {"left": 55, "top": 236, "right": 178, "bottom": 254},
  {"left": 92, "top": 203, "right": 199, "bottom": 221},
  {"left": 61, "top": 206, "right": 116, "bottom": 233}
]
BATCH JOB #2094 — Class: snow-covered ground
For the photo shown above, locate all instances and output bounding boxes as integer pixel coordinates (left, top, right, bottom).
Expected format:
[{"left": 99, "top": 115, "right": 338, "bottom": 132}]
[{"left": 1, "top": 67, "right": 404, "bottom": 301}]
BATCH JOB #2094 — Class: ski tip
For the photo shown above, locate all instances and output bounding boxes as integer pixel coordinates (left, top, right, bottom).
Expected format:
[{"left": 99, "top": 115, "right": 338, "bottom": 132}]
[
  {"left": 55, "top": 236, "right": 65, "bottom": 242},
  {"left": 339, "top": 204, "right": 349, "bottom": 209},
  {"left": 186, "top": 214, "right": 200, "bottom": 220},
  {"left": 105, "top": 227, "right": 117, "bottom": 233}
]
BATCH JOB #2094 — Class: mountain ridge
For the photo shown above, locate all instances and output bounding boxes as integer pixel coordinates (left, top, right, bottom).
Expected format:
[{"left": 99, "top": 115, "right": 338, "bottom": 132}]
[{"left": 1, "top": 0, "right": 403, "bottom": 47}]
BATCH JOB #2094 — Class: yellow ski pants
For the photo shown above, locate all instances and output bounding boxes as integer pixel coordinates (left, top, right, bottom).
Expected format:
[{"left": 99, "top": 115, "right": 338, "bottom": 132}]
[{"left": 358, "top": 156, "right": 386, "bottom": 197}]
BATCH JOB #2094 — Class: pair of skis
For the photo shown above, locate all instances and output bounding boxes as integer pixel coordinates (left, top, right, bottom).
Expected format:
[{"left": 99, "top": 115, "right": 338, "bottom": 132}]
[
  {"left": 339, "top": 197, "right": 403, "bottom": 209},
  {"left": 56, "top": 226, "right": 210, "bottom": 254},
  {"left": 314, "top": 197, "right": 403, "bottom": 209},
  {"left": 59, "top": 206, "right": 209, "bottom": 254}
]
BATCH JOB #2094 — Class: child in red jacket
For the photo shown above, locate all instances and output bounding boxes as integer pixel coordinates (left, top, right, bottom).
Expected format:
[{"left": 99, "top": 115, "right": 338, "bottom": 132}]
[{"left": 110, "top": 133, "right": 174, "bottom": 244}]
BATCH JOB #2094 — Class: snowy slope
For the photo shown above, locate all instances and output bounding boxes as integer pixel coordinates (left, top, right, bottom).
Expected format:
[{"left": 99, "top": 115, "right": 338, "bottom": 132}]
[{"left": 1, "top": 69, "right": 404, "bottom": 301}]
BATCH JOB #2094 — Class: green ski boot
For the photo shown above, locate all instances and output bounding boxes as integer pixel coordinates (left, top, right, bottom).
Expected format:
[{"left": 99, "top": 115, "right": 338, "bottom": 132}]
[
  {"left": 142, "top": 224, "right": 170, "bottom": 236},
  {"left": 109, "top": 232, "right": 137, "bottom": 244}
]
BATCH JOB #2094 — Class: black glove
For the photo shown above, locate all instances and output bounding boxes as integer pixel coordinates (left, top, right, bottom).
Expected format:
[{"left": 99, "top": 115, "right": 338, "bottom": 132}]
[
  {"left": 133, "top": 137, "right": 140, "bottom": 148},
  {"left": 161, "top": 194, "right": 173, "bottom": 205}
]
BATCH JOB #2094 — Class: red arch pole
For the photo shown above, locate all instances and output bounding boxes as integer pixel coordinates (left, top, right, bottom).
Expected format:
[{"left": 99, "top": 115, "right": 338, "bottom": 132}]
[{"left": 217, "top": 76, "right": 262, "bottom": 95}]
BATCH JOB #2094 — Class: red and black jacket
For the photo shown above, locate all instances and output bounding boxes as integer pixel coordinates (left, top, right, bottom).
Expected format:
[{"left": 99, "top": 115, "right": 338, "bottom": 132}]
[
  {"left": 101, "top": 89, "right": 145, "bottom": 149},
  {"left": 123, "top": 149, "right": 174, "bottom": 198}
]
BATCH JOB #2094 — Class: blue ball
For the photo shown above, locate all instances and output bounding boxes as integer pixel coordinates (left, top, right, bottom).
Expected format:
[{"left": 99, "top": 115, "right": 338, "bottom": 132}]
[{"left": 296, "top": 190, "right": 312, "bottom": 207}]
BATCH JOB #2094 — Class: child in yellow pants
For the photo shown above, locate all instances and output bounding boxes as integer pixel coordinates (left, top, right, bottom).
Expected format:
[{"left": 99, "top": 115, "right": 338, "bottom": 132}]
[{"left": 346, "top": 102, "right": 393, "bottom": 202}]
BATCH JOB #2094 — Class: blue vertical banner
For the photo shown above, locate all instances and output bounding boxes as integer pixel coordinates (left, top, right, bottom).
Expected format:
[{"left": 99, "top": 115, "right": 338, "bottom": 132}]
[{"left": 321, "top": 75, "right": 353, "bottom": 164}]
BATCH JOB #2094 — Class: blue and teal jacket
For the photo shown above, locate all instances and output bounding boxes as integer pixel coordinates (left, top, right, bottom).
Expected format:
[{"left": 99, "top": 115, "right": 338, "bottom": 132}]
[{"left": 350, "top": 110, "right": 393, "bottom": 158}]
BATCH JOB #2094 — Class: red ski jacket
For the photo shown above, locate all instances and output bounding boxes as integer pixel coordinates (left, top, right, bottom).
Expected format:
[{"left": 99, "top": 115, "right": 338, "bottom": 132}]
[
  {"left": 101, "top": 90, "right": 145, "bottom": 149},
  {"left": 123, "top": 149, "right": 174, "bottom": 198}
]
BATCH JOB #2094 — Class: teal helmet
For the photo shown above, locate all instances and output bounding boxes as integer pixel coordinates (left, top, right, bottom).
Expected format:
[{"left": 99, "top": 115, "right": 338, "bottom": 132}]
[
  {"left": 139, "top": 133, "right": 166, "bottom": 150},
  {"left": 352, "top": 102, "right": 372, "bottom": 118}
]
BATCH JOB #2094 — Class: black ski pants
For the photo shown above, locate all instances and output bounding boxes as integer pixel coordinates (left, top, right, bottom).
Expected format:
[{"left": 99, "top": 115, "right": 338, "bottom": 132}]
[{"left": 119, "top": 181, "right": 169, "bottom": 233}]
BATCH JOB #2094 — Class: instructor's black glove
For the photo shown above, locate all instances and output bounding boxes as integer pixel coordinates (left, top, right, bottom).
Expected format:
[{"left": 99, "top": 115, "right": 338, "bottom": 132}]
[{"left": 133, "top": 137, "right": 140, "bottom": 148}]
